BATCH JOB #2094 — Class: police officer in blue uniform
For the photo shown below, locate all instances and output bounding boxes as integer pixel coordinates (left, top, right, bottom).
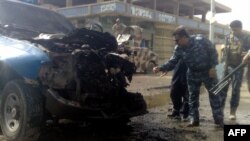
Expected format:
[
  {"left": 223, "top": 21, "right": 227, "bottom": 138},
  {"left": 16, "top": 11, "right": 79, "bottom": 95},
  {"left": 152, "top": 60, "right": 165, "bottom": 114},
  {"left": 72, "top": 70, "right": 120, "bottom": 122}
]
[{"left": 153, "top": 26, "right": 224, "bottom": 127}]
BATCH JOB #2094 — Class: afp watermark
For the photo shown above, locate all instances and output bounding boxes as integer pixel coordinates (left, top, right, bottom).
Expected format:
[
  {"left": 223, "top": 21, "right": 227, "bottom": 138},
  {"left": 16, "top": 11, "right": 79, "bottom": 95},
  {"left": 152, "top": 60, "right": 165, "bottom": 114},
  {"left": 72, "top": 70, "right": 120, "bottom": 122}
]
[{"left": 224, "top": 125, "right": 250, "bottom": 140}]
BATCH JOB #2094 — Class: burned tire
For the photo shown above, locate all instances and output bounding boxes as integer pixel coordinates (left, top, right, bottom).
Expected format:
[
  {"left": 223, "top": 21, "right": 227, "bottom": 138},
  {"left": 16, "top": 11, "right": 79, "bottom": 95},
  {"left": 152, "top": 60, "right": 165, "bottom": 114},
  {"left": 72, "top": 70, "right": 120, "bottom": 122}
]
[{"left": 0, "top": 80, "right": 44, "bottom": 141}]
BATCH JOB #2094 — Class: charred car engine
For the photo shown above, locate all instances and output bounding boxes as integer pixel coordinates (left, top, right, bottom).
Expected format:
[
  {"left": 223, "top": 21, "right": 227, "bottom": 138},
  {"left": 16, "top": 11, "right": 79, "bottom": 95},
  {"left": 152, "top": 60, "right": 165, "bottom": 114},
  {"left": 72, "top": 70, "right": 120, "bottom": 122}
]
[{"left": 31, "top": 28, "right": 147, "bottom": 117}]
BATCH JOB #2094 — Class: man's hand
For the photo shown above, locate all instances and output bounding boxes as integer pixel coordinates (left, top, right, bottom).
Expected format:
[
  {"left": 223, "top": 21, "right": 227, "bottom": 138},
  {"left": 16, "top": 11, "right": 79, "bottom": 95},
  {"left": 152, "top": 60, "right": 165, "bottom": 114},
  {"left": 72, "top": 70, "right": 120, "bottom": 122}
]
[
  {"left": 153, "top": 67, "right": 168, "bottom": 77},
  {"left": 242, "top": 52, "right": 250, "bottom": 64},
  {"left": 209, "top": 68, "right": 217, "bottom": 78}
]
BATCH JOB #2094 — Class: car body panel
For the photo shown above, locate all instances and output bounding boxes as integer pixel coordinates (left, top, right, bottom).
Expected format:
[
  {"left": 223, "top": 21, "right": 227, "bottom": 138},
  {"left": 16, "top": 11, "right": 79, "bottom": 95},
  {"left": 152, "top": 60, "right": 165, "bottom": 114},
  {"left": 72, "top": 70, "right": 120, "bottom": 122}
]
[{"left": 0, "top": 35, "right": 50, "bottom": 80}]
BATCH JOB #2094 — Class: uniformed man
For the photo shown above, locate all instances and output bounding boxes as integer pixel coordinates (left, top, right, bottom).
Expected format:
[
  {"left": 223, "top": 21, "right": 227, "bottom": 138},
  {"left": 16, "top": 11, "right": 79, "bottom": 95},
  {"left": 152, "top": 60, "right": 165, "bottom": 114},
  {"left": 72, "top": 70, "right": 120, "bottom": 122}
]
[
  {"left": 220, "top": 20, "right": 250, "bottom": 120},
  {"left": 112, "top": 18, "right": 126, "bottom": 37},
  {"left": 153, "top": 26, "right": 224, "bottom": 127}
]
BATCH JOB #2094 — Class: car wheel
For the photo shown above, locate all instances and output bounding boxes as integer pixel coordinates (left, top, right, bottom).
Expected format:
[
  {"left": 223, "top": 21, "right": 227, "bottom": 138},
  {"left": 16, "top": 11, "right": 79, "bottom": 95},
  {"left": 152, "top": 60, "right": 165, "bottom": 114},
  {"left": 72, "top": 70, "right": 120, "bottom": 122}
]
[{"left": 0, "top": 80, "right": 44, "bottom": 141}]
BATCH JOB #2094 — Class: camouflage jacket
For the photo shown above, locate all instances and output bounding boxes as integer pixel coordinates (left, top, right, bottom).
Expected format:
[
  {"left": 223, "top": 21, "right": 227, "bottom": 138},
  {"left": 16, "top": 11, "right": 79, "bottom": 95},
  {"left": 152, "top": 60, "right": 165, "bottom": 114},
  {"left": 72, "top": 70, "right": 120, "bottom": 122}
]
[
  {"left": 224, "top": 33, "right": 250, "bottom": 67},
  {"left": 160, "top": 35, "right": 218, "bottom": 72}
]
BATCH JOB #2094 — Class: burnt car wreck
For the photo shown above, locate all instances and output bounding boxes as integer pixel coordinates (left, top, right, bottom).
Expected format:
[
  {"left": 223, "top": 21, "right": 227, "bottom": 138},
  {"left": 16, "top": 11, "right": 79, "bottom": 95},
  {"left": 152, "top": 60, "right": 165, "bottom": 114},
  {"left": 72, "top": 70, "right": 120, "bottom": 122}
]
[{"left": 0, "top": 1, "right": 147, "bottom": 141}]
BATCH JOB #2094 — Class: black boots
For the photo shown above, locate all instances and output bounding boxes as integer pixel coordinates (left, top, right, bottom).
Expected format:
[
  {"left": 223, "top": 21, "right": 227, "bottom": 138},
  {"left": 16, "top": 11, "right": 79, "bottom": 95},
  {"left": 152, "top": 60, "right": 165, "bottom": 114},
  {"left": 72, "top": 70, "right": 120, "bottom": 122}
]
[
  {"left": 167, "top": 110, "right": 180, "bottom": 119},
  {"left": 187, "top": 120, "right": 200, "bottom": 127}
]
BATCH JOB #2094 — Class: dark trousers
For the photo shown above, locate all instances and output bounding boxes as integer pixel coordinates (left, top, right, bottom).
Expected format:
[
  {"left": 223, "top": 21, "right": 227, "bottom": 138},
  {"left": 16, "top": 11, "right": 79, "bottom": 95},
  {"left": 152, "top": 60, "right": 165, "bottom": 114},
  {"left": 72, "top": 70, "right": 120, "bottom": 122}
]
[
  {"left": 221, "top": 66, "right": 244, "bottom": 111},
  {"left": 170, "top": 80, "right": 189, "bottom": 117},
  {"left": 169, "top": 60, "right": 189, "bottom": 117}
]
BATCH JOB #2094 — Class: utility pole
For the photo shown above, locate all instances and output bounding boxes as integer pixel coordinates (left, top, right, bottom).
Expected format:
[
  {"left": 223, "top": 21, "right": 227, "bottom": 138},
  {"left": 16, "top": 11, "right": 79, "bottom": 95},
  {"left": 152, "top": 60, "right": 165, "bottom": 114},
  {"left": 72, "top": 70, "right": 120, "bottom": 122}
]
[
  {"left": 154, "top": 0, "right": 156, "bottom": 10},
  {"left": 209, "top": 0, "right": 215, "bottom": 43}
]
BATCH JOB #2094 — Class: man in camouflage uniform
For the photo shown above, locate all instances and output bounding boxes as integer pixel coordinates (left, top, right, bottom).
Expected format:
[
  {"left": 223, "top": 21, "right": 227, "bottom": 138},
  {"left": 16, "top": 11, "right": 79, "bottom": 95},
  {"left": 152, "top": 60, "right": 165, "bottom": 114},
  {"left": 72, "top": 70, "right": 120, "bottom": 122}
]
[
  {"left": 112, "top": 18, "right": 126, "bottom": 37},
  {"left": 116, "top": 25, "right": 158, "bottom": 73},
  {"left": 221, "top": 20, "right": 250, "bottom": 120},
  {"left": 153, "top": 26, "right": 224, "bottom": 127}
]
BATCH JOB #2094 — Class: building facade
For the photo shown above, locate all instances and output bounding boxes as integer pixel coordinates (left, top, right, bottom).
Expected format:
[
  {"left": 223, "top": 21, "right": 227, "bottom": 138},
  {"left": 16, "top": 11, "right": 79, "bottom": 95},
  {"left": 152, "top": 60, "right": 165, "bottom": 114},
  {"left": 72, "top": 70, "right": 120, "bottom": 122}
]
[{"left": 19, "top": 0, "right": 232, "bottom": 62}]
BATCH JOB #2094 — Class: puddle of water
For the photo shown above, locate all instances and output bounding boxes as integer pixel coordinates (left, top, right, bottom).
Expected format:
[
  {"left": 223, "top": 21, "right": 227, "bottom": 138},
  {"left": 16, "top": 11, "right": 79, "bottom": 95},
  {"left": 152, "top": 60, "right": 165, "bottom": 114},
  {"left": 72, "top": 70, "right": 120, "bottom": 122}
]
[
  {"left": 143, "top": 93, "right": 170, "bottom": 109},
  {"left": 143, "top": 86, "right": 207, "bottom": 109}
]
